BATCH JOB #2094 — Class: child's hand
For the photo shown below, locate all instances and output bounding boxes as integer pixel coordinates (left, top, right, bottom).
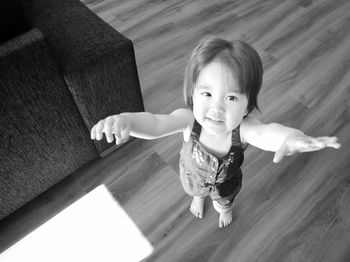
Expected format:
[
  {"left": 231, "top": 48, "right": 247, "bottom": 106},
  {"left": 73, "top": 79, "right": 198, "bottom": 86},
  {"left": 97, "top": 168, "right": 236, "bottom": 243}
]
[
  {"left": 273, "top": 134, "right": 341, "bottom": 163},
  {"left": 90, "top": 115, "right": 131, "bottom": 145}
]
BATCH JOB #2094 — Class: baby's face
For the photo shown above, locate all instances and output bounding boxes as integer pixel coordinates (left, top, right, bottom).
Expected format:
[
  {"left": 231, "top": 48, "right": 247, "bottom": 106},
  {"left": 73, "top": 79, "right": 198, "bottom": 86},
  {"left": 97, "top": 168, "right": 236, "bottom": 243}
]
[{"left": 192, "top": 61, "right": 248, "bottom": 136}]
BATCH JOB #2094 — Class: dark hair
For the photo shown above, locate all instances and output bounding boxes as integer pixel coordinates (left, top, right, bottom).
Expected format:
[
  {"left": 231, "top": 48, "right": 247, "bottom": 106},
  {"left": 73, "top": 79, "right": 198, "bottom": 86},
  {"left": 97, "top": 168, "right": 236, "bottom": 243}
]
[{"left": 183, "top": 36, "right": 263, "bottom": 115}]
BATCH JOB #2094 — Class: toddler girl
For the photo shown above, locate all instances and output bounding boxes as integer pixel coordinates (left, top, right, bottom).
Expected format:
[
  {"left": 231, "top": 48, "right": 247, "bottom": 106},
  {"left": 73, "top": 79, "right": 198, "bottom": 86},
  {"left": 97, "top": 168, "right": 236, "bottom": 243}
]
[{"left": 90, "top": 36, "right": 340, "bottom": 228}]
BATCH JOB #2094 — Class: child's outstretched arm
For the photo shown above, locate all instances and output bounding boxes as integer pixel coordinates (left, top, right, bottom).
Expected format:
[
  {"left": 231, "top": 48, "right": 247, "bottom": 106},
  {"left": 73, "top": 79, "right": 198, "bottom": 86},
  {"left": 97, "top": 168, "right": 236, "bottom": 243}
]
[
  {"left": 241, "top": 117, "right": 341, "bottom": 163},
  {"left": 90, "top": 108, "right": 193, "bottom": 144}
]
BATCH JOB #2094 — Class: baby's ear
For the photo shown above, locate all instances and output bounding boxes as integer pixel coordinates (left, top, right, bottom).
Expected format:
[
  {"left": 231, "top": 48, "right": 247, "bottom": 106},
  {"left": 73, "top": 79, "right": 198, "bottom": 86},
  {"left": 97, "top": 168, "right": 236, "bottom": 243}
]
[{"left": 244, "top": 108, "right": 249, "bottom": 117}]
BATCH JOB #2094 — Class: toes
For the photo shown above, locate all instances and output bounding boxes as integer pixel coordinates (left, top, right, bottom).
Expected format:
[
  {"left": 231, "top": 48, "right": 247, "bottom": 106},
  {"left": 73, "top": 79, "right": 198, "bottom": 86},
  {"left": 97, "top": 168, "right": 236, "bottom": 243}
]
[
  {"left": 198, "top": 212, "right": 203, "bottom": 219},
  {"left": 189, "top": 198, "right": 205, "bottom": 219},
  {"left": 190, "top": 208, "right": 195, "bottom": 216},
  {"left": 219, "top": 220, "right": 229, "bottom": 228},
  {"left": 219, "top": 215, "right": 233, "bottom": 228},
  {"left": 190, "top": 208, "right": 202, "bottom": 219}
]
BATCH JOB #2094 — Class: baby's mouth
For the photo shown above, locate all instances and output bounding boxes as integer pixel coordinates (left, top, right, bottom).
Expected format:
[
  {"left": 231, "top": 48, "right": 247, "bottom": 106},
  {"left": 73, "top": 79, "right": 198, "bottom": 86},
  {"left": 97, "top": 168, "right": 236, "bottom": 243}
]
[{"left": 205, "top": 117, "right": 224, "bottom": 125}]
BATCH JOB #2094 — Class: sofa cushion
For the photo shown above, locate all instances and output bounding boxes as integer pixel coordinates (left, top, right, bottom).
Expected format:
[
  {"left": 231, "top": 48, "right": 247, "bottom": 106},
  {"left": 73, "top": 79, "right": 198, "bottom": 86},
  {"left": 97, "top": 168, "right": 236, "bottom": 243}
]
[{"left": 0, "top": 28, "right": 98, "bottom": 220}]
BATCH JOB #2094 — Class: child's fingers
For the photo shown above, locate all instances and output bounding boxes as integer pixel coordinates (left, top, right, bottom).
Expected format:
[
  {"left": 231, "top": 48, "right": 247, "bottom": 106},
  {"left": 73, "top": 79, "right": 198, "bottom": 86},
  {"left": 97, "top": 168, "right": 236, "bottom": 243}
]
[
  {"left": 118, "top": 127, "right": 130, "bottom": 144},
  {"left": 91, "top": 115, "right": 132, "bottom": 144},
  {"left": 307, "top": 136, "right": 340, "bottom": 150},
  {"left": 294, "top": 139, "right": 313, "bottom": 149},
  {"left": 115, "top": 134, "right": 126, "bottom": 145},
  {"left": 95, "top": 120, "right": 105, "bottom": 140},
  {"left": 329, "top": 142, "right": 341, "bottom": 149},
  {"left": 274, "top": 135, "right": 341, "bottom": 163},
  {"left": 298, "top": 136, "right": 341, "bottom": 152},
  {"left": 273, "top": 143, "right": 288, "bottom": 163},
  {"left": 113, "top": 119, "right": 129, "bottom": 145},
  {"left": 318, "top": 136, "right": 337, "bottom": 142},
  {"left": 309, "top": 138, "right": 327, "bottom": 150},
  {"left": 112, "top": 122, "right": 122, "bottom": 144},
  {"left": 90, "top": 125, "right": 96, "bottom": 140},
  {"left": 115, "top": 127, "right": 130, "bottom": 144},
  {"left": 103, "top": 117, "right": 115, "bottom": 143},
  {"left": 317, "top": 136, "right": 341, "bottom": 149},
  {"left": 111, "top": 115, "right": 131, "bottom": 145},
  {"left": 299, "top": 147, "right": 323, "bottom": 153}
]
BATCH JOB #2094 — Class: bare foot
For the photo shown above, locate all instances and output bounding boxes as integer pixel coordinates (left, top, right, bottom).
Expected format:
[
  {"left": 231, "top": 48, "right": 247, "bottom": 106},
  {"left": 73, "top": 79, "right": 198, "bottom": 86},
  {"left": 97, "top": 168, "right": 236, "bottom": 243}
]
[
  {"left": 190, "top": 196, "right": 205, "bottom": 219},
  {"left": 219, "top": 210, "right": 233, "bottom": 228}
]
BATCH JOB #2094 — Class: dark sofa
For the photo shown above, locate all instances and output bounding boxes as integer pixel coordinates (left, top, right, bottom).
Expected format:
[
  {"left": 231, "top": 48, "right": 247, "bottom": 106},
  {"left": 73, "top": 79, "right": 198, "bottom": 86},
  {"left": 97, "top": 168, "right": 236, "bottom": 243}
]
[{"left": 0, "top": 0, "right": 144, "bottom": 221}]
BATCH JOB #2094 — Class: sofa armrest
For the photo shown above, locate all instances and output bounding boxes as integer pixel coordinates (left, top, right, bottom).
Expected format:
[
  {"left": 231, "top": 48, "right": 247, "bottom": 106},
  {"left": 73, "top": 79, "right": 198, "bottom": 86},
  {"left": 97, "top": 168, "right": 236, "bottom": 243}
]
[{"left": 21, "top": 0, "right": 145, "bottom": 154}]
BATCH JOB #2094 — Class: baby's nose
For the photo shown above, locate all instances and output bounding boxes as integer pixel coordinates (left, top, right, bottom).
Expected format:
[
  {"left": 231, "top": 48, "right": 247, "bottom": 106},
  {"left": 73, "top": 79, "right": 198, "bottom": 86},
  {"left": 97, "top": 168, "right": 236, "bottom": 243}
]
[{"left": 210, "top": 100, "right": 224, "bottom": 114}]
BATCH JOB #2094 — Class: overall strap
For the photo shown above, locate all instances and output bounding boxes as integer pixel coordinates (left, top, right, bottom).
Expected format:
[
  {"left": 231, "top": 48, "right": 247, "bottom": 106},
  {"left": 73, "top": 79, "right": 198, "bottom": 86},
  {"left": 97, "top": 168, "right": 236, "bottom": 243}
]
[
  {"left": 190, "top": 119, "right": 202, "bottom": 141},
  {"left": 231, "top": 125, "right": 242, "bottom": 147}
]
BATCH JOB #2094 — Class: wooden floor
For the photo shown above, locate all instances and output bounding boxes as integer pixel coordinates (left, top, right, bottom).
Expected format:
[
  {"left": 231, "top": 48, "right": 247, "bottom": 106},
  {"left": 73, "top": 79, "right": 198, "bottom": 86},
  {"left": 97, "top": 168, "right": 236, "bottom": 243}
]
[{"left": 1, "top": 0, "right": 350, "bottom": 261}]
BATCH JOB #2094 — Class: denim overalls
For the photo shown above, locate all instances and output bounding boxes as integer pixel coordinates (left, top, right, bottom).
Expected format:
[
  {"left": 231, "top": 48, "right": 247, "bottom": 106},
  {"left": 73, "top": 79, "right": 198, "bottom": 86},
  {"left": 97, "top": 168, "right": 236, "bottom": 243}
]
[{"left": 179, "top": 120, "right": 244, "bottom": 207}]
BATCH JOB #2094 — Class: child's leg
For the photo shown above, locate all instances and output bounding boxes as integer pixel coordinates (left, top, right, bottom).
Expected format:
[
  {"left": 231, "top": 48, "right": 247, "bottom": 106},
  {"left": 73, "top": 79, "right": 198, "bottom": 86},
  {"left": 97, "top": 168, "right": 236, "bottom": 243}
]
[
  {"left": 190, "top": 196, "right": 206, "bottom": 219},
  {"left": 213, "top": 198, "right": 234, "bottom": 228}
]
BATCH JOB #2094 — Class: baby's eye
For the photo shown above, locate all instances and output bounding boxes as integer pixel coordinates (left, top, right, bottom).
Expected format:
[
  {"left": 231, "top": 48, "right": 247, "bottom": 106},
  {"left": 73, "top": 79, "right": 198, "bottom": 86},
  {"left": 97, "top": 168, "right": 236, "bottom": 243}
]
[
  {"left": 201, "top": 92, "right": 211, "bottom": 97},
  {"left": 227, "top": 96, "right": 238, "bottom": 101}
]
